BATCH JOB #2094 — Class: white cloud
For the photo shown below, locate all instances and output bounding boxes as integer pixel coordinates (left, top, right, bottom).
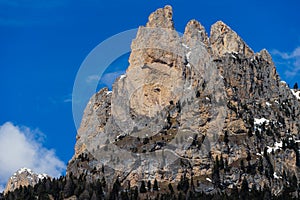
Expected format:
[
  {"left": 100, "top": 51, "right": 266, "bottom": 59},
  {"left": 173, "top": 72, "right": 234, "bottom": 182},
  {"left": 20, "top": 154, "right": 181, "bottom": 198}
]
[
  {"left": 86, "top": 71, "right": 125, "bottom": 88},
  {"left": 86, "top": 75, "right": 100, "bottom": 83},
  {"left": 99, "top": 71, "right": 125, "bottom": 87},
  {"left": 63, "top": 98, "right": 72, "bottom": 103},
  {"left": 271, "top": 46, "right": 300, "bottom": 77},
  {"left": 63, "top": 94, "right": 72, "bottom": 103},
  {"left": 0, "top": 122, "right": 66, "bottom": 191}
]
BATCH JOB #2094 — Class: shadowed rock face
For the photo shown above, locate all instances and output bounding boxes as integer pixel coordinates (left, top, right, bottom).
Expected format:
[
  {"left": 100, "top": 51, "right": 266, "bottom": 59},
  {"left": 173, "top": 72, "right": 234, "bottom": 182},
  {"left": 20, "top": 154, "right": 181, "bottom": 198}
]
[{"left": 68, "top": 5, "right": 300, "bottom": 194}]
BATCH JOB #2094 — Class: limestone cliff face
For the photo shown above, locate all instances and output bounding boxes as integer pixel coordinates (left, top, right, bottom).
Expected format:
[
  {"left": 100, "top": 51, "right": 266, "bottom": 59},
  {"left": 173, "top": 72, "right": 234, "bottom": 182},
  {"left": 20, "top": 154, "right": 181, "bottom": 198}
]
[
  {"left": 210, "top": 21, "right": 254, "bottom": 57},
  {"left": 4, "top": 168, "right": 49, "bottom": 194},
  {"left": 68, "top": 5, "right": 300, "bottom": 194}
]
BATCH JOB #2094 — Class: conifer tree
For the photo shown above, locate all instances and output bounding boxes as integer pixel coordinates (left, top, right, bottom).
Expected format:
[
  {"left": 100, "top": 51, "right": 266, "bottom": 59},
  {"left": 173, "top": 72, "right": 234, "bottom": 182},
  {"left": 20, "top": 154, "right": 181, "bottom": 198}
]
[
  {"left": 147, "top": 180, "right": 151, "bottom": 191},
  {"left": 240, "top": 178, "right": 249, "bottom": 200},
  {"left": 140, "top": 181, "right": 147, "bottom": 193},
  {"left": 219, "top": 154, "right": 224, "bottom": 170},
  {"left": 153, "top": 179, "right": 159, "bottom": 191},
  {"left": 294, "top": 82, "right": 298, "bottom": 90},
  {"left": 212, "top": 156, "right": 220, "bottom": 188},
  {"left": 168, "top": 183, "right": 174, "bottom": 194}
]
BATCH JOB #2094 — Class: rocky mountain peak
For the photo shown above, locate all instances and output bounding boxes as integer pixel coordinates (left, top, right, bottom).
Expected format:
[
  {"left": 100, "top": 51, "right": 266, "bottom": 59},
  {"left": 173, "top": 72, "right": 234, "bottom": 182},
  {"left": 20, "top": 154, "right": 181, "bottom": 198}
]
[
  {"left": 183, "top": 19, "right": 209, "bottom": 47},
  {"left": 67, "top": 5, "right": 300, "bottom": 197},
  {"left": 4, "top": 168, "right": 49, "bottom": 194},
  {"left": 210, "top": 20, "right": 254, "bottom": 57},
  {"left": 259, "top": 48, "right": 274, "bottom": 64},
  {"left": 3, "top": 5, "right": 300, "bottom": 199},
  {"left": 146, "top": 5, "right": 174, "bottom": 29}
]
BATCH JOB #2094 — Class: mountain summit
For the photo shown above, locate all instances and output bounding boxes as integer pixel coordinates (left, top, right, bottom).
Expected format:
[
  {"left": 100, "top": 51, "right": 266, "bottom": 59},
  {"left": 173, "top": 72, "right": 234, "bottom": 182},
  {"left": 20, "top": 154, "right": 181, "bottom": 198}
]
[
  {"left": 4, "top": 5, "right": 299, "bottom": 199},
  {"left": 4, "top": 168, "right": 49, "bottom": 194},
  {"left": 66, "top": 5, "right": 300, "bottom": 196}
]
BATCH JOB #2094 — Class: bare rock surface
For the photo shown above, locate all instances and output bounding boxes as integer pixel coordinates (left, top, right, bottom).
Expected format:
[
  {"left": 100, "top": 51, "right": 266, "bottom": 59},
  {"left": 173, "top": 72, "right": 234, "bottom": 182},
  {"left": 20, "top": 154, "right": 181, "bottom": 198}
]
[
  {"left": 67, "top": 5, "right": 300, "bottom": 195},
  {"left": 4, "top": 168, "right": 49, "bottom": 194},
  {"left": 210, "top": 21, "right": 254, "bottom": 57}
]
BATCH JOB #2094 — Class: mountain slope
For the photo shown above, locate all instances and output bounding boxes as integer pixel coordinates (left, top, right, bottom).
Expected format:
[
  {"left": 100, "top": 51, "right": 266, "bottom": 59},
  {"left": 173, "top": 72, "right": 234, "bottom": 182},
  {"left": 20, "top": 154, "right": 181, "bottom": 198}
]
[
  {"left": 67, "top": 5, "right": 300, "bottom": 196},
  {"left": 4, "top": 168, "right": 49, "bottom": 194}
]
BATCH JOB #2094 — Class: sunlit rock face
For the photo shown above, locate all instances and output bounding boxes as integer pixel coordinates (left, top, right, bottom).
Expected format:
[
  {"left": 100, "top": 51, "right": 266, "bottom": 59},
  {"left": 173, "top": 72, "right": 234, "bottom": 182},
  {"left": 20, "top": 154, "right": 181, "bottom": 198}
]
[
  {"left": 68, "top": 5, "right": 300, "bottom": 194},
  {"left": 4, "top": 168, "right": 49, "bottom": 194}
]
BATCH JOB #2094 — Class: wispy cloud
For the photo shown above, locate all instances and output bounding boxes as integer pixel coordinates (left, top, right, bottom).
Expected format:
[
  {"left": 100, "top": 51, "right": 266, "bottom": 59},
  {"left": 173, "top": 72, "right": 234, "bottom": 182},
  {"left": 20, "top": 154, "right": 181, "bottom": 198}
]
[
  {"left": 86, "top": 75, "right": 100, "bottom": 84},
  {"left": 271, "top": 46, "right": 300, "bottom": 78},
  {"left": 62, "top": 94, "right": 72, "bottom": 103},
  {"left": 63, "top": 98, "right": 72, "bottom": 103},
  {"left": 86, "top": 71, "right": 125, "bottom": 90},
  {"left": 47, "top": 94, "right": 72, "bottom": 104},
  {"left": 98, "top": 71, "right": 125, "bottom": 87},
  {"left": 0, "top": 122, "right": 65, "bottom": 191}
]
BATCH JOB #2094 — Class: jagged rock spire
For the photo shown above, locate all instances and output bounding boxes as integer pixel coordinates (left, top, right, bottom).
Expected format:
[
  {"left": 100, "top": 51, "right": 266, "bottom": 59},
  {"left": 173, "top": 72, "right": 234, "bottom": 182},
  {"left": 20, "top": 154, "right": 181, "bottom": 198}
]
[
  {"left": 146, "top": 5, "right": 174, "bottom": 29},
  {"left": 210, "top": 21, "right": 254, "bottom": 57},
  {"left": 4, "top": 168, "right": 49, "bottom": 194},
  {"left": 259, "top": 48, "right": 274, "bottom": 64},
  {"left": 67, "top": 6, "right": 300, "bottom": 196},
  {"left": 183, "top": 19, "right": 209, "bottom": 47}
]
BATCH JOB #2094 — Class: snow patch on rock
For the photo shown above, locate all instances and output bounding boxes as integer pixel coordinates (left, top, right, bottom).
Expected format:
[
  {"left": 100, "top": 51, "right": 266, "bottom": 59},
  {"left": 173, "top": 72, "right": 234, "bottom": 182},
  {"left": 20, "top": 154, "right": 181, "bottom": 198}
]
[{"left": 291, "top": 89, "right": 300, "bottom": 100}]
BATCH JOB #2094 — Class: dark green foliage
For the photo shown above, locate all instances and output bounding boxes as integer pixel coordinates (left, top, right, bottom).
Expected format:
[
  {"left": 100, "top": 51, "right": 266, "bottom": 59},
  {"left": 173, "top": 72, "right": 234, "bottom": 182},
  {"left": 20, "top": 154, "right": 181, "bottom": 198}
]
[
  {"left": 143, "top": 137, "right": 150, "bottom": 144},
  {"left": 240, "top": 159, "right": 245, "bottom": 173},
  {"left": 212, "top": 156, "right": 220, "bottom": 188},
  {"left": 248, "top": 129, "right": 253, "bottom": 137},
  {"left": 246, "top": 161, "right": 256, "bottom": 175},
  {"left": 110, "top": 178, "right": 121, "bottom": 200},
  {"left": 255, "top": 129, "right": 262, "bottom": 140},
  {"left": 258, "top": 157, "right": 264, "bottom": 174},
  {"left": 168, "top": 183, "right": 174, "bottom": 194},
  {"left": 240, "top": 178, "right": 249, "bottom": 200},
  {"left": 120, "top": 191, "right": 129, "bottom": 200},
  {"left": 293, "top": 82, "right": 298, "bottom": 89},
  {"left": 177, "top": 175, "right": 189, "bottom": 193},
  {"left": 63, "top": 176, "right": 75, "bottom": 198},
  {"left": 219, "top": 154, "right": 224, "bottom": 170},
  {"left": 262, "top": 148, "right": 274, "bottom": 179},
  {"left": 290, "top": 174, "right": 298, "bottom": 192},
  {"left": 153, "top": 179, "right": 159, "bottom": 191},
  {"left": 133, "top": 186, "right": 138, "bottom": 200},
  {"left": 147, "top": 180, "right": 151, "bottom": 191},
  {"left": 101, "top": 176, "right": 106, "bottom": 188},
  {"left": 2, "top": 173, "right": 299, "bottom": 200},
  {"left": 78, "top": 189, "right": 90, "bottom": 200},
  {"left": 224, "top": 131, "right": 229, "bottom": 144},
  {"left": 140, "top": 181, "right": 147, "bottom": 193},
  {"left": 295, "top": 147, "right": 300, "bottom": 167}
]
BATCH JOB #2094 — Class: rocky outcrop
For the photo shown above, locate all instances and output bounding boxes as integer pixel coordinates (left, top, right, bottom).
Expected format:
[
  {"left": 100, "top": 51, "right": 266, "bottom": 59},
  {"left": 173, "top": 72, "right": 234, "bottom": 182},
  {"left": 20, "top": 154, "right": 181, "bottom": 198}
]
[
  {"left": 4, "top": 168, "right": 49, "bottom": 194},
  {"left": 73, "top": 88, "right": 112, "bottom": 158},
  {"left": 68, "top": 5, "right": 300, "bottom": 195},
  {"left": 210, "top": 21, "right": 254, "bottom": 57},
  {"left": 146, "top": 5, "right": 174, "bottom": 30},
  {"left": 183, "top": 20, "right": 209, "bottom": 47}
]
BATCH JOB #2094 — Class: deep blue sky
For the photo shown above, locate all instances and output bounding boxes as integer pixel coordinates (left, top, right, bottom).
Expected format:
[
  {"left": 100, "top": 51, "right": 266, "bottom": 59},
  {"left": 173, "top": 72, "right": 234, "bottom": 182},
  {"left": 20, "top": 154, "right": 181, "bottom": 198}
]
[{"left": 0, "top": 0, "right": 299, "bottom": 177}]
